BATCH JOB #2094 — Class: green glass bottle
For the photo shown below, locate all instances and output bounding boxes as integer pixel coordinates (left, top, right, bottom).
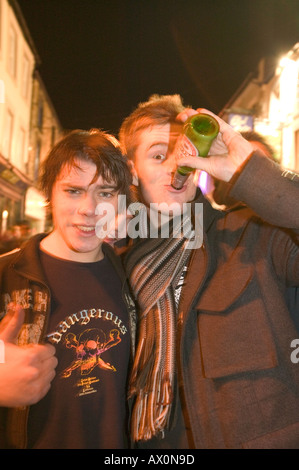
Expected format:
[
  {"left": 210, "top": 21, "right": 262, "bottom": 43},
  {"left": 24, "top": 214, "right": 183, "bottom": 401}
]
[{"left": 171, "top": 113, "right": 219, "bottom": 190}]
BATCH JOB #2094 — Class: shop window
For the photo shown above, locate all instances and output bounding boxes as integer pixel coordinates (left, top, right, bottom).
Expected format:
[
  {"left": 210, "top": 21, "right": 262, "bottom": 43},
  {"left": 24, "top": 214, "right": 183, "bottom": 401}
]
[
  {"left": 51, "top": 125, "right": 56, "bottom": 147},
  {"left": 37, "top": 98, "right": 44, "bottom": 130},
  {"left": 34, "top": 138, "right": 41, "bottom": 180},
  {"left": 7, "top": 25, "right": 17, "bottom": 79},
  {"left": 0, "top": 196, "right": 21, "bottom": 238},
  {"left": 16, "top": 127, "right": 26, "bottom": 170},
  {"left": 2, "top": 109, "right": 14, "bottom": 159},
  {"left": 21, "top": 54, "right": 30, "bottom": 100}
]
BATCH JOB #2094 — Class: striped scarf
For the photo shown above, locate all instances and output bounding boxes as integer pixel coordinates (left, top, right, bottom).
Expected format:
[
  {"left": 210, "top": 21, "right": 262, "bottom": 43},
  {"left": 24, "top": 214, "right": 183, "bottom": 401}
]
[{"left": 125, "top": 216, "right": 193, "bottom": 441}]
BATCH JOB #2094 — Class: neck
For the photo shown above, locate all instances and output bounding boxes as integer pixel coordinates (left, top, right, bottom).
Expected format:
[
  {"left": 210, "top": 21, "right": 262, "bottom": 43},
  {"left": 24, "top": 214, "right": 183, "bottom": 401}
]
[{"left": 40, "top": 232, "right": 104, "bottom": 263}]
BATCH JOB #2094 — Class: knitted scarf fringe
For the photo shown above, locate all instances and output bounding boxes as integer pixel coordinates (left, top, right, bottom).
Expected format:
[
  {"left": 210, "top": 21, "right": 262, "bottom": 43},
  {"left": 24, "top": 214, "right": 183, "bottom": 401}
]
[{"left": 125, "top": 218, "right": 193, "bottom": 441}]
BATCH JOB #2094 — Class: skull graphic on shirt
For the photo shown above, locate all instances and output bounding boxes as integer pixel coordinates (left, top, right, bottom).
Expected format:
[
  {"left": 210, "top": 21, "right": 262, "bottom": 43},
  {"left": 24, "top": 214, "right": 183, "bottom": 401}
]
[{"left": 61, "top": 328, "right": 121, "bottom": 377}]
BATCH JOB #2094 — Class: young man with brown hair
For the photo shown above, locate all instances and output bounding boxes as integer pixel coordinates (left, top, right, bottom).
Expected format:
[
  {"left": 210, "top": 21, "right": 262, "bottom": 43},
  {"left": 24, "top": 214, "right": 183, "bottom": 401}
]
[
  {"left": 120, "top": 94, "right": 299, "bottom": 449},
  {"left": 0, "top": 129, "right": 136, "bottom": 449}
]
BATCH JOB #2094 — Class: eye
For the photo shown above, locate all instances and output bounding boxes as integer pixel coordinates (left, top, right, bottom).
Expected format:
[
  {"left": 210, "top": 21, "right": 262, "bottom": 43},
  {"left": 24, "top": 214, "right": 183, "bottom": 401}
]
[
  {"left": 66, "top": 188, "right": 81, "bottom": 195},
  {"left": 98, "top": 191, "right": 115, "bottom": 198},
  {"left": 152, "top": 154, "right": 166, "bottom": 161}
]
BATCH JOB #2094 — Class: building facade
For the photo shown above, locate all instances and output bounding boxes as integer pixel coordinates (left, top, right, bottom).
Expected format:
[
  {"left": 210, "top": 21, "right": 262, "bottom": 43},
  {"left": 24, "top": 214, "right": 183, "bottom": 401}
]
[
  {"left": 220, "top": 43, "right": 299, "bottom": 172},
  {"left": 26, "top": 70, "right": 63, "bottom": 233},
  {"left": 0, "top": 0, "right": 62, "bottom": 244},
  {"left": 0, "top": 0, "right": 36, "bottom": 238}
]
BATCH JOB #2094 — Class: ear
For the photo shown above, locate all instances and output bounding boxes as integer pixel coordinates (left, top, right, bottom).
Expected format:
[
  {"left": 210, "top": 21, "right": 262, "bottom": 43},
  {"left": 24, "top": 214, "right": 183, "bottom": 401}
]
[{"left": 128, "top": 160, "right": 139, "bottom": 186}]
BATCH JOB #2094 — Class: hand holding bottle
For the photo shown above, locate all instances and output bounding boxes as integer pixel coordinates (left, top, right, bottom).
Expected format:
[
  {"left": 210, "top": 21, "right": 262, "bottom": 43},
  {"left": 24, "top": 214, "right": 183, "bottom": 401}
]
[
  {"left": 175, "top": 108, "right": 254, "bottom": 183},
  {"left": 171, "top": 112, "right": 219, "bottom": 189}
]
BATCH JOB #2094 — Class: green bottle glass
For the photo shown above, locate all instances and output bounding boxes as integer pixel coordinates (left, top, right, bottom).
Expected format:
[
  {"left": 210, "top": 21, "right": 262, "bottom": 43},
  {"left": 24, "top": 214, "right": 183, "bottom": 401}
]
[{"left": 171, "top": 113, "right": 219, "bottom": 190}]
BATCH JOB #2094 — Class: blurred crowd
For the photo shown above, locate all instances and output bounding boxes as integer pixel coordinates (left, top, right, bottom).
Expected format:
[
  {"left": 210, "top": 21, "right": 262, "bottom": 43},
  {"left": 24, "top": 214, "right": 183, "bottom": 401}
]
[{"left": 0, "top": 220, "right": 31, "bottom": 254}]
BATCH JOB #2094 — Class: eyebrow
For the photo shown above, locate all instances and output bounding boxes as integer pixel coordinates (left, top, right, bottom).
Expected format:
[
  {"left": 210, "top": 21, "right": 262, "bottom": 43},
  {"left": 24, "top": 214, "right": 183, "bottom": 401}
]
[
  {"left": 96, "top": 184, "right": 118, "bottom": 189},
  {"left": 147, "top": 142, "right": 168, "bottom": 151},
  {"left": 61, "top": 182, "right": 118, "bottom": 190}
]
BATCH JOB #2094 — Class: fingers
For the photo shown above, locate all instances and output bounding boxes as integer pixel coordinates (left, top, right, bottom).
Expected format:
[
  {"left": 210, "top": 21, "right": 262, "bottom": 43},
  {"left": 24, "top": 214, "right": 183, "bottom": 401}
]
[
  {"left": 29, "top": 358, "right": 57, "bottom": 404},
  {"left": 196, "top": 108, "right": 233, "bottom": 137},
  {"left": 0, "top": 341, "right": 58, "bottom": 407},
  {"left": 23, "top": 344, "right": 58, "bottom": 404},
  {"left": 0, "top": 303, "right": 25, "bottom": 343},
  {"left": 177, "top": 107, "right": 227, "bottom": 133},
  {"left": 27, "top": 342, "right": 58, "bottom": 364},
  {"left": 0, "top": 305, "right": 59, "bottom": 407},
  {"left": 179, "top": 106, "right": 240, "bottom": 149},
  {"left": 196, "top": 108, "right": 252, "bottom": 150},
  {"left": 176, "top": 108, "right": 198, "bottom": 123},
  {"left": 196, "top": 108, "right": 218, "bottom": 119}
]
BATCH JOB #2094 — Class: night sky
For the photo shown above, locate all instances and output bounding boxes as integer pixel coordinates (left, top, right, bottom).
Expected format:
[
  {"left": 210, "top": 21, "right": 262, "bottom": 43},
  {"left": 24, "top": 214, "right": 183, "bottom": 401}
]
[{"left": 17, "top": 0, "right": 299, "bottom": 136}]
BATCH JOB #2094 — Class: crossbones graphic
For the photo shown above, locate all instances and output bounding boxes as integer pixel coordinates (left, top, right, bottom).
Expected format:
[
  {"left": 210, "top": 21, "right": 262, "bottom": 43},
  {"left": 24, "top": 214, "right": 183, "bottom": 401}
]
[{"left": 61, "top": 327, "right": 121, "bottom": 377}]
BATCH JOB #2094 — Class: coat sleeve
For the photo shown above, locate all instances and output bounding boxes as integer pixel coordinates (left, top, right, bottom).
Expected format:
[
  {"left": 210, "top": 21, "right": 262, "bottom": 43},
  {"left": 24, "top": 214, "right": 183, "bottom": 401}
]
[
  {"left": 229, "top": 150, "right": 299, "bottom": 286},
  {"left": 229, "top": 150, "right": 299, "bottom": 233}
]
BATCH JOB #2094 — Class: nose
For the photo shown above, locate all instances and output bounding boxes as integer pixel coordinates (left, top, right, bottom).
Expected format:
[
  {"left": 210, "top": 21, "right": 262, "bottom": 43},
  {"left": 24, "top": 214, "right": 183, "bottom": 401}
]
[
  {"left": 165, "top": 152, "right": 177, "bottom": 175},
  {"left": 77, "top": 193, "right": 96, "bottom": 217}
]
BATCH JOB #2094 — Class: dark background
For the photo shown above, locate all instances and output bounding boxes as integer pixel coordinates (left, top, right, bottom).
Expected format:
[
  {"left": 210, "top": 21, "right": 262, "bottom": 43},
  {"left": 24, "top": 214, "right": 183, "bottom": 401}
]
[{"left": 17, "top": 0, "right": 299, "bottom": 135}]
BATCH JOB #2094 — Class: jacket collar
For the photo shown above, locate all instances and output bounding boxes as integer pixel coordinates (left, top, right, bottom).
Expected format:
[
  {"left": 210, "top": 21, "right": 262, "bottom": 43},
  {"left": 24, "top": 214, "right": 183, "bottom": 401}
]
[
  {"left": 192, "top": 189, "right": 220, "bottom": 233},
  {"left": 11, "top": 233, "right": 48, "bottom": 282},
  {"left": 12, "top": 233, "right": 127, "bottom": 283}
]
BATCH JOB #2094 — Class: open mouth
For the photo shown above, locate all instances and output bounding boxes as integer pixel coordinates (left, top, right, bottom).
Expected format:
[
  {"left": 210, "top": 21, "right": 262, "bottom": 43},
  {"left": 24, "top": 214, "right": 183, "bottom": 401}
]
[
  {"left": 76, "top": 225, "right": 96, "bottom": 233},
  {"left": 166, "top": 184, "right": 187, "bottom": 193}
]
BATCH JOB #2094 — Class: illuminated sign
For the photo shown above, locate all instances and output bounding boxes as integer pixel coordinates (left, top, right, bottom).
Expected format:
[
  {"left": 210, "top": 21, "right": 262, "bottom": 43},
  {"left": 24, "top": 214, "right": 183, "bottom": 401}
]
[{"left": 228, "top": 113, "right": 253, "bottom": 132}]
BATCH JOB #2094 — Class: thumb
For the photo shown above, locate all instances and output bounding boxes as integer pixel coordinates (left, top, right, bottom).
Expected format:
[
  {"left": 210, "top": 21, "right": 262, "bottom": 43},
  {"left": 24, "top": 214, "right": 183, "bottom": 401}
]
[{"left": 0, "top": 303, "right": 25, "bottom": 343}]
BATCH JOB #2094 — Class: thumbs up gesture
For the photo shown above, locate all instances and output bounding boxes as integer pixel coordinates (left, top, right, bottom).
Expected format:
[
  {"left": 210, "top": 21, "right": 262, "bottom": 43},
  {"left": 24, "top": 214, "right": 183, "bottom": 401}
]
[
  {"left": 0, "top": 304, "right": 58, "bottom": 407},
  {"left": 0, "top": 303, "right": 26, "bottom": 343}
]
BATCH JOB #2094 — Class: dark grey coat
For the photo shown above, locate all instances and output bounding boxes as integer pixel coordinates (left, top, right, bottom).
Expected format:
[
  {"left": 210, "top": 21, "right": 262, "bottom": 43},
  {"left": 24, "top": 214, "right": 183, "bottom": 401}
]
[{"left": 177, "top": 152, "right": 299, "bottom": 448}]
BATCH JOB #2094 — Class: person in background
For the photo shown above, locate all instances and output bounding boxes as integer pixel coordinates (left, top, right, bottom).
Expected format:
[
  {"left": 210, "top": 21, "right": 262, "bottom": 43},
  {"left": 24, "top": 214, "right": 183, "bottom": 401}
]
[
  {"left": 199, "top": 130, "right": 276, "bottom": 210},
  {"left": 0, "top": 129, "right": 136, "bottom": 449},
  {"left": 119, "top": 94, "right": 299, "bottom": 449},
  {"left": 0, "top": 220, "right": 32, "bottom": 255},
  {"left": 241, "top": 130, "right": 275, "bottom": 159}
]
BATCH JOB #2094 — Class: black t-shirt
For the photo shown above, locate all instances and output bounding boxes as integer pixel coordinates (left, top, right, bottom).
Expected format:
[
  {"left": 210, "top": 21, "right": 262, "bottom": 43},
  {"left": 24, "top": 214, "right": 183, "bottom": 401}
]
[{"left": 27, "top": 250, "right": 130, "bottom": 449}]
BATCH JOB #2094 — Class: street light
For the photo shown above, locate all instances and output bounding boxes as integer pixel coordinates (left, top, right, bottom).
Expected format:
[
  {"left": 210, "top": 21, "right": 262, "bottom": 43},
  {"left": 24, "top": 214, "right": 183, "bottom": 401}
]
[{"left": 1, "top": 210, "right": 8, "bottom": 234}]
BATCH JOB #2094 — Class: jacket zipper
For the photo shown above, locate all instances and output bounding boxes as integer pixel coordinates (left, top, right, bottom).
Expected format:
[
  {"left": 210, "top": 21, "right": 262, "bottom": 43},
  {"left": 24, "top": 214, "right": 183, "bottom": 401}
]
[{"left": 10, "top": 267, "right": 52, "bottom": 449}]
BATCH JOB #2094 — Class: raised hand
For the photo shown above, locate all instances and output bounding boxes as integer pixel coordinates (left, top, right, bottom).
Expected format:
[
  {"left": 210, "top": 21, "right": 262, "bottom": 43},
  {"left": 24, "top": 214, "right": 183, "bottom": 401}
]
[
  {"left": 176, "top": 107, "right": 253, "bottom": 182},
  {"left": 0, "top": 304, "right": 57, "bottom": 407}
]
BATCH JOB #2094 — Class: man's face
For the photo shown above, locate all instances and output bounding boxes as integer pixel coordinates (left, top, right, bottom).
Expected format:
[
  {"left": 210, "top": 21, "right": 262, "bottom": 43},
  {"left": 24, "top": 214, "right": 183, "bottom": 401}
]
[
  {"left": 133, "top": 123, "right": 197, "bottom": 210},
  {"left": 50, "top": 159, "right": 119, "bottom": 262}
]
